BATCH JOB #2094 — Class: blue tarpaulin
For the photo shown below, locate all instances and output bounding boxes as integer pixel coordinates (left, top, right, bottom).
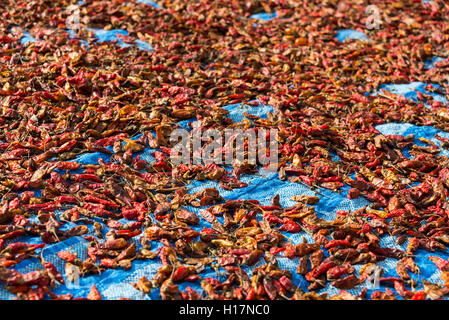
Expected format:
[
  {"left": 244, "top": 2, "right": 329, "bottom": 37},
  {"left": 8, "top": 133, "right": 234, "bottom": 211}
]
[
  {"left": 336, "top": 29, "right": 369, "bottom": 42},
  {"left": 3, "top": 9, "right": 449, "bottom": 300}
]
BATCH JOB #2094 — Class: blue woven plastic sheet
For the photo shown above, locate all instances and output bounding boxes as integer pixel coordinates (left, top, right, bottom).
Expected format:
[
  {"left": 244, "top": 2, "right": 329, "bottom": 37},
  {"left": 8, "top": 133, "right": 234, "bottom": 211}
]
[{"left": 3, "top": 7, "right": 449, "bottom": 300}]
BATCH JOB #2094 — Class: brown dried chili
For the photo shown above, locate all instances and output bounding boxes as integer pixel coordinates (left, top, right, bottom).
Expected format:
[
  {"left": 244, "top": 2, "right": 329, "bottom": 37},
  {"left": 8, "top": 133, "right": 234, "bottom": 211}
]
[{"left": 0, "top": 0, "right": 449, "bottom": 301}]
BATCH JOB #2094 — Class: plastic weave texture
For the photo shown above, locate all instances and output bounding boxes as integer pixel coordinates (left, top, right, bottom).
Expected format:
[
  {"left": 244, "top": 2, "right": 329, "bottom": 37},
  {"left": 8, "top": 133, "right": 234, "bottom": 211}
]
[{"left": 2, "top": 3, "right": 449, "bottom": 300}]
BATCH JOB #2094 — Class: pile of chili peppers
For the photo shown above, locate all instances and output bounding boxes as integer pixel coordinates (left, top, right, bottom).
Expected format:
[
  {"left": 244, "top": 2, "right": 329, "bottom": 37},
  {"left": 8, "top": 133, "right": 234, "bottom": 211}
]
[{"left": 1, "top": 0, "right": 449, "bottom": 300}]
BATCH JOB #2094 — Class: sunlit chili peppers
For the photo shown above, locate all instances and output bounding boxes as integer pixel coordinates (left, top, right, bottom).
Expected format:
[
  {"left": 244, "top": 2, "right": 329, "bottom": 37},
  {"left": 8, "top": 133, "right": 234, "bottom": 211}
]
[{"left": 0, "top": 0, "right": 448, "bottom": 301}]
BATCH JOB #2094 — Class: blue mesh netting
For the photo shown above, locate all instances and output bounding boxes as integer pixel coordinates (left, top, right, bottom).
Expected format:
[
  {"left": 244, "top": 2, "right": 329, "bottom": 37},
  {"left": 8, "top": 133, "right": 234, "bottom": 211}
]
[
  {"left": 336, "top": 29, "right": 369, "bottom": 42},
  {"left": 249, "top": 12, "right": 278, "bottom": 21},
  {"left": 425, "top": 56, "right": 445, "bottom": 70},
  {"left": 136, "top": 0, "right": 163, "bottom": 9},
  {"left": 3, "top": 6, "right": 449, "bottom": 300},
  {"left": 375, "top": 82, "right": 448, "bottom": 106},
  {"left": 19, "top": 31, "right": 36, "bottom": 45},
  {"left": 85, "top": 28, "right": 154, "bottom": 51}
]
